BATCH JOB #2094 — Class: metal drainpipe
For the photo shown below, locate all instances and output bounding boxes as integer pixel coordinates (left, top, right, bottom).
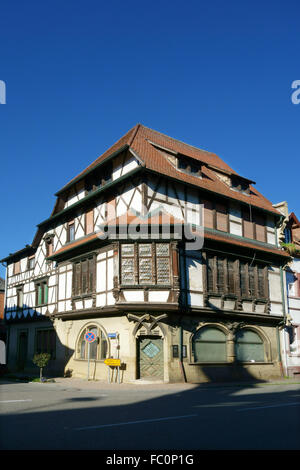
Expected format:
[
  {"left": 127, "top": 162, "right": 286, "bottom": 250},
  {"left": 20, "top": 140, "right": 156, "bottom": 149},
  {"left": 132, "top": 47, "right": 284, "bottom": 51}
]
[
  {"left": 1, "top": 262, "right": 8, "bottom": 365},
  {"left": 280, "top": 265, "right": 288, "bottom": 377},
  {"left": 179, "top": 248, "right": 187, "bottom": 383}
]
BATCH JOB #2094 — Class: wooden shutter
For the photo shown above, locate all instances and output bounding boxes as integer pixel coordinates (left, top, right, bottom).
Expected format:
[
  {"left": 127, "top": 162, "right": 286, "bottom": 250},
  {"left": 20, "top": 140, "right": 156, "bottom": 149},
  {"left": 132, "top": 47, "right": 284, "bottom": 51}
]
[
  {"left": 203, "top": 200, "right": 214, "bottom": 229},
  {"left": 85, "top": 209, "right": 94, "bottom": 235},
  {"left": 248, "top": 265, "right": 255, "bottom": 297},
  {"left": 216, "top": 257, "right": 225, "bottom": 293},
  {"left": 242, "top": 208, "right": 254, "bottom": 239},
  {"left": 74, "top": 262, "right": 81, "bottom": 295},
  {"left": 216, "top": 203, "right": 228, "bottom": 232},
  {"left": 88, "top": 257, "right": 95, "bottom": 292},
  {"left": 257, "top": 266, "right": 266, "bottom": 298},
  {"left": 254, "top": 212, "right": 266, "bottom": 242},
  {"left": 207, "top": 256, "right": 214, "bottom": 292},
  {"left": 227, "top": 259, "right": 236, "bottom": 294},
  {"left": 81, "top": 260, "right": 88, "bottom": 293},
  {"left": 240, "top": 262, "right": 248, "bottom": 296},
  {"left": 14, "top": 261, "right": 21, "bottom": 275}
]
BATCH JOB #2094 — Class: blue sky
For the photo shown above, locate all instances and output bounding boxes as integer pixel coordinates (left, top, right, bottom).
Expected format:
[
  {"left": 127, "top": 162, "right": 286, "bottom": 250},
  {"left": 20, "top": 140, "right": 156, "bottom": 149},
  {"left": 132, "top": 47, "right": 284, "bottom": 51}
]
[{"left": 0, "top": 0, "right": 299, "bottom": 279}]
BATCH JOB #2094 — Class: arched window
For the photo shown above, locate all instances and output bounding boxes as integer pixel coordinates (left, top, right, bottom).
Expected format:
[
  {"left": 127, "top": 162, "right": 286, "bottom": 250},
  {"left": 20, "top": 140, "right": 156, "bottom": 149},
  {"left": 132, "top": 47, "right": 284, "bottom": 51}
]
[
  {"left": 193, "top": 326, "right": 227, "bottom": 362},
  {"left": 77, "top": 325, "right": 108, "bottom": 361},
  {"left": 235, "top": 329, "right": 264, "bottom": 362}
]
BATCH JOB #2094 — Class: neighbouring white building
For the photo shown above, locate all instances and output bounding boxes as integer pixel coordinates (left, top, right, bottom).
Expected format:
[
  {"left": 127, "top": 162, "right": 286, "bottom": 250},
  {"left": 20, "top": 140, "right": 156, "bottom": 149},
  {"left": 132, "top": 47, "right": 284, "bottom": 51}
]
[{"left": 274, "top": 201, "right": 300, "bottom": 378}]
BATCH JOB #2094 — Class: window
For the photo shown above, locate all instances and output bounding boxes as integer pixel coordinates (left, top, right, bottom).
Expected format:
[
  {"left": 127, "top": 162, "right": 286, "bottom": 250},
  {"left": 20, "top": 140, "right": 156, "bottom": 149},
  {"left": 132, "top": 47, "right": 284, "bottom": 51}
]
[
  {"left": 203, "top": 200, "right": 228, "bottom": 232},
  {"left": 36, "top": 279, "right": 48, "bottom": 306},
  {"left": 193, "top": 327, "right": 227, "bottom": 362},
  {"left": 231, "top": 176, "right": 250, "bottom": 194},
  {"left": 14, "top": 260, "right": 21, "bottom": 275},
  {"left": 215, "top": 203, "right": 228, "bottom": 232},
  {"left": 177, "top": 156, "right": 202, "bottom": 176},
  {"left": 16, "top": 286, "right": 23, "bottom": 310},
  {"left": 239, "top": 261, "right": 267, "bottom": 299},
  {"left": 235, "top": 329, "right": 264, "bottom": 362},
  {"left": 206, "top": 254, "right": 267, "bottom": 300},
  {"left": 45, "top": 236, "right": 54, "bottom": 257},
  {"left": 28, "top": 256, "right": 35, "bottom": 270},
  {"left": 206, "top": 255, "right": 234, "bottom": 295},
  {"left": 121, "top": 243, "right": 171, "bottom": 286},
  {"left": 85, "top": 209, "right": 94, "bottom": 235},
  {"left": 73, "top": 255, "right": 96, "bottom": 296},
  {"left": 67, "top": 220, "right": 75, "bottom": 242},
  {"left": 242, "top": 208, "right": 267, "bottom": 243},
  {"left": 35, "top": 328, "right": 56, "bottom": 359},
  {"left": 77, "top": 325, "right": 108, "bottom": 361}
]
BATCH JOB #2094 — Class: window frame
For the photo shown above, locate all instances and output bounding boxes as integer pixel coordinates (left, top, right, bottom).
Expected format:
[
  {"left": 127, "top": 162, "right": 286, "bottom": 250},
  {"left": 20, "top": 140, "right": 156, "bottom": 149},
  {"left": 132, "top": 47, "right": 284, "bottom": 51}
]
[
  {"left": 16, "top": 285, "right": 24, "bottom": 310},
  {"left": 120, "top": 242, "right": 171, "bottom": 287},
  {"left": 191, "top": 326, "right": 228, "bottom": 363},
  {"left": 235, "top": 328, "right": 265, "bottom": 363},
  {"left": 67, "top": 220, "right": 75, "bottom": 243},
  {"left": 72, "top": 254, "right": 96, "bottom": 298},
  {"left": 76, "top": 324, "right": 108, "bottom": 362},
  {"left": 35, "top": 328, "right": 56, "bottom": 359},
  {"left": 205, "top": 253, "right": 268, "bottom": 301},
  {"left": 35, "top": 278, "right": 49, "bottom": 307}
]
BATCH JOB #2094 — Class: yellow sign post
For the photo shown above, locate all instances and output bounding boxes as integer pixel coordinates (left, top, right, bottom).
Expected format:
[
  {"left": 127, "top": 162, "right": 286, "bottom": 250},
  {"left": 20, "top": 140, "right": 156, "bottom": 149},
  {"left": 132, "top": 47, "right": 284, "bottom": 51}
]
[
  {"left": 104, "top": 358, "right": 121, "bottom": 367},
  {"left": 105, "top": 358, "right": 121, "bottom": 383}
]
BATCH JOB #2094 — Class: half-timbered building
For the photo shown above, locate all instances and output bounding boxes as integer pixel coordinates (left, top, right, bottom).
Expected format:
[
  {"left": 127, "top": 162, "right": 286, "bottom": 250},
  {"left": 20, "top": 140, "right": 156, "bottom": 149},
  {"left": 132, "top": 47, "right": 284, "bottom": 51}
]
[{"left": 1, "top": 124, "right": 291, "bottom": 382}]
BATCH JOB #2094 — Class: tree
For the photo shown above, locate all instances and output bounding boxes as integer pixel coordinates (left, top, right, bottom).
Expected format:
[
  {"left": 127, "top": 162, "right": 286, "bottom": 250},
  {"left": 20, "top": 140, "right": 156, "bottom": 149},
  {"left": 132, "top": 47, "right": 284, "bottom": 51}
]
[{"left": 32, "top": 353, "right": 51, "bottom": 381}]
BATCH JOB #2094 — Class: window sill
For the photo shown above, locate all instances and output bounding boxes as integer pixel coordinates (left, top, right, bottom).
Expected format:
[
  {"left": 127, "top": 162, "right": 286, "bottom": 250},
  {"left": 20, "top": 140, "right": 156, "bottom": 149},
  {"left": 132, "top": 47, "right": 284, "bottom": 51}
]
[
  {"left": 120, "top": 284, "right": 172, "bottom": 289},
  {"left": 72, "top": 293, "right": 94, "bottom": 300},
  {"left": 74, "top": 358, "right": 107, "bottom": 363}
]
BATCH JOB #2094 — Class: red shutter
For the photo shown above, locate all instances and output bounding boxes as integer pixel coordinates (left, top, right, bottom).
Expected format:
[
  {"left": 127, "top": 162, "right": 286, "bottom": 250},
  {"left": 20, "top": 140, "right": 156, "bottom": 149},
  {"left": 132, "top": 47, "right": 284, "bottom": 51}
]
[
  {"left": 203, "top": 200, "right": 214, "bottom": 229},
  {"left": 254, "top": 212, "right": 266, "bottom": 242},
  {"left": 242, "top": 208, "right": 254, "bottom": 239},
  {"left": 216, "top": 203, "right": 228, "bottom": 232},
  {"left": 85, "top": 209, "right": 94, "bottom": 234}
]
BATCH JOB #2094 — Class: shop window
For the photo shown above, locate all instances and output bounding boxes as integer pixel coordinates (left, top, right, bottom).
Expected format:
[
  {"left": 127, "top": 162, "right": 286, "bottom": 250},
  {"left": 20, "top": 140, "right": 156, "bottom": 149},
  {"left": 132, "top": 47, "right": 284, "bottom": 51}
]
[
  {"left": 193, "top": 327, "right": 227, "bottom": 362},
  {"left": 235, "top": 329, "right": 264, "bottom": 362}
]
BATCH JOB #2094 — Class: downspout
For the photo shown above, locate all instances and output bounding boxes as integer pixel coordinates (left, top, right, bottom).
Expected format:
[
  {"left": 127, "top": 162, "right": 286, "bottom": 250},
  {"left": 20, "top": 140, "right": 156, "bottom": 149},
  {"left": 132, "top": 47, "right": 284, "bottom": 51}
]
[
  {"left": 280, "top": 265, "right": 288, "bottom": 377},
  {"left": 1, "top": 262, "right": 8, "bottom": 366},
  {"left": 179, "top": 247, "right": 187, "bottom": 383}
]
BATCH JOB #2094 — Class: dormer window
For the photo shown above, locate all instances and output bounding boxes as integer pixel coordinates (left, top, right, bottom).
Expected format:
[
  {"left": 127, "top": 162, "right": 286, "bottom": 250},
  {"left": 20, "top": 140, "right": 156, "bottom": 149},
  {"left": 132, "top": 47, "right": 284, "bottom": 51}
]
[
  {"left": 85, "top": 162, "right": 113, "bottom": 195},
  {"left": 231, "top": 176, "right": 250, "bottom": 194},
  {"left": 177, "top": 155, "right": 202, "bottom": 177}
]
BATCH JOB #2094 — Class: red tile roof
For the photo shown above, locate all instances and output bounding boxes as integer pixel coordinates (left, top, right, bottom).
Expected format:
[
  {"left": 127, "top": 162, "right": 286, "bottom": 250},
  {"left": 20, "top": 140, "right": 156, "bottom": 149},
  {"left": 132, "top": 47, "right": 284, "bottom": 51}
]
[{"left": 57, "top": 124, "right": 281, "bottom": 216}]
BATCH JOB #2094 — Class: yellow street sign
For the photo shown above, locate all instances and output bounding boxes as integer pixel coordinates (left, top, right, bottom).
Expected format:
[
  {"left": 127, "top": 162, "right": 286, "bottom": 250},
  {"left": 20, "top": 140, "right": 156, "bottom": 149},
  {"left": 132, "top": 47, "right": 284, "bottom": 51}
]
[{"left": 104, "top": 358, "right": 121, "bottom": 367}]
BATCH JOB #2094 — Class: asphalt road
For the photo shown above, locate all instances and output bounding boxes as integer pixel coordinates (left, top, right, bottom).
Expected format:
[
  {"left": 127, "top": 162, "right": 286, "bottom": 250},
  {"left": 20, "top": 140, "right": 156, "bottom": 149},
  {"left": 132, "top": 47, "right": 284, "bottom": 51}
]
[{"left": 0, "top": 379, "right": 300, "bottom": 451}]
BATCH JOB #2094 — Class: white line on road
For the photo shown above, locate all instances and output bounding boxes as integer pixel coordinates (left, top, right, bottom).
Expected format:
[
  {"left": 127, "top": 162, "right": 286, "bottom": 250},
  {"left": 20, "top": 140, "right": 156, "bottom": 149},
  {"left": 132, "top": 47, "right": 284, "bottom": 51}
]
[
  {"left": 74, "top": 414, "right": 198, "bottom": 431},
  {"left": 0, "top": 399, "right": 33, "bottom": 403},
  {"left": 237, "top": 402, "right": 300, "bottom": 412}
]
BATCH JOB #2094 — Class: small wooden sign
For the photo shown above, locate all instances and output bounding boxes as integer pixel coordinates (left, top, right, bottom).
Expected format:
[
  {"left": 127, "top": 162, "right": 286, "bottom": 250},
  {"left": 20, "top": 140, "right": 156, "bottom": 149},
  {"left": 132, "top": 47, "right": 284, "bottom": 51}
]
[{"left": 104, "top": 358, "right": 121, "bottom": 367}]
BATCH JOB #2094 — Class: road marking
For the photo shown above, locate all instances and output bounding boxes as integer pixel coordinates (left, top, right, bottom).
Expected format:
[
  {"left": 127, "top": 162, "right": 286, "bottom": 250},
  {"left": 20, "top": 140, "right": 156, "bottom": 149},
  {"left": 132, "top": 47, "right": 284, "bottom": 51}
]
[
  {"left": 0, "top": 399, "right": 33, "bottom": 403},
  {"left": 237, "top": 402, "right": 300, "bottom": 412},
  {"left": 74, "top": 413, "right": 198, "bottom": 431}
]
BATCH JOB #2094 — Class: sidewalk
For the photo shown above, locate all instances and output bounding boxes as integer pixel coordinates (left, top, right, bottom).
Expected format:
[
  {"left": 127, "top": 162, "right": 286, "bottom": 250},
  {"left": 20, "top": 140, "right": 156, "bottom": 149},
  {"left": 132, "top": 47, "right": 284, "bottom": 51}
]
[{"left": 34, "top": 375, "right": 300, "bottom": 391}]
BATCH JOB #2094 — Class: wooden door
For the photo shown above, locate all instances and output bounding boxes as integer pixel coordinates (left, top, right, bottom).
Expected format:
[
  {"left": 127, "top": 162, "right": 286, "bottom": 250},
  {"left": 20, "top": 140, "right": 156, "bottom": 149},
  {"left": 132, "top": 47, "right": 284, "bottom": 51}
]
[{"left": 138, "top": 336, "right": 164, "bottom": 380}]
